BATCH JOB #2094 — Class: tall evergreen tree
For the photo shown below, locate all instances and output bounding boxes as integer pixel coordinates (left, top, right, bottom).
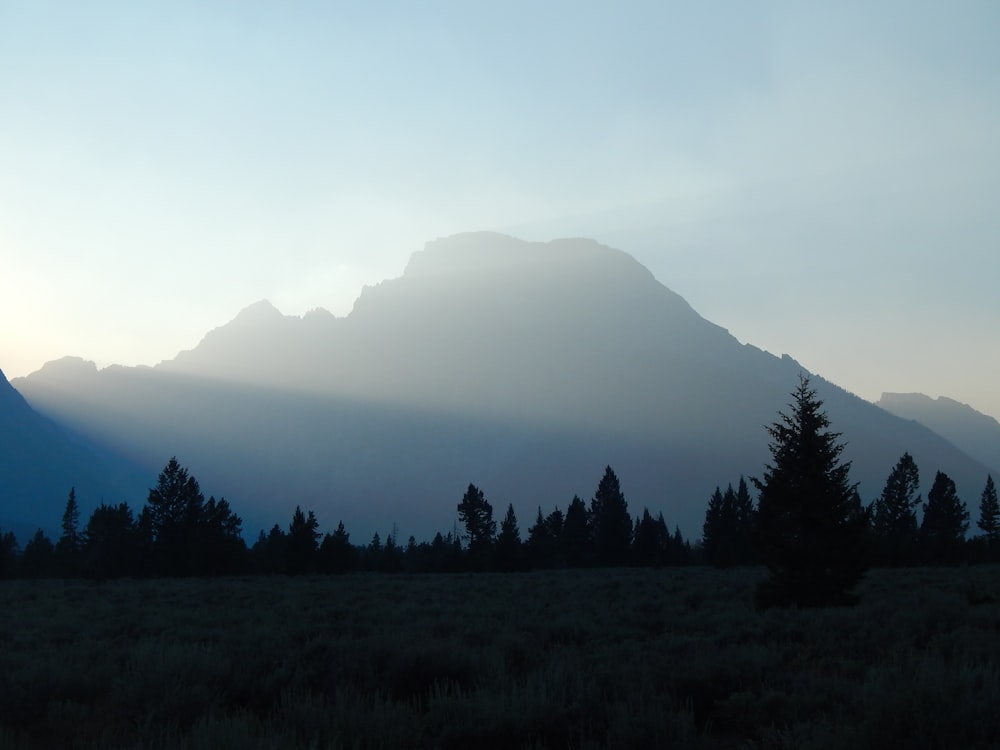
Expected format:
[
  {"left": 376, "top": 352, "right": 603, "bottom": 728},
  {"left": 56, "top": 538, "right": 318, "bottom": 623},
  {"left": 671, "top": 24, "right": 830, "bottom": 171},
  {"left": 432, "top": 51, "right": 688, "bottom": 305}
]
[
  {"left": 83, "top": 502, "right": 139, "bottom": 579},
  {"left": 703, "top": 480, "right": 755, "bottom": 567},
  {"left": 251, "top": 524, "right": 288, "bottom": 574},
  {"left": 752, "top": 375, "right": 869, "bottom": 607},
  {"left": 977, "top": 475, "right": 999, "bottom": 544},
  {"left": 495, "top": 503, "right": 522, "bottom": 571},
  {"left": 703, "top": 485, "right": 743, "bottom": 567},
  {"left": 733, "top": 476, "right": 755, "bottom": 563},
  {"left": 56, "top": 487, "right": 82, "bottom": 575},
  {"left": 145, "top": 457, "right": 206, "bottom": 575},
  {"left": 457, "top": 484, "right": 495, "bottom": 555},
  {"left": 589, "top": 466, "right": 632, "bottom": 567},
  {"left": 871, "top": 452, "right": 921, "bottom": 565},
  {"left": 563, "top": 495, "right": 590, "bottom": 567},
  {"left": 702, "top": 487, "right": 729, "bottom": 567},
  {"left": 286, "top": 506, "right": 321, "bottom": 574},
  {"left": 526, "top": 506, "right": 553, "bottom": 567},
  {"left": 0, "top": 529, "right": 18, "bottom": 579},
  {"left": 199, "top": 496, "right": 245, "bottom": 575},
  {"left": 20, "top": 529, "right": 55, "bottom": 578},
  {"left": 633, "top": 508, "right": 670, "bottom": 567},
  {"left": 318, "top": 521, "right": 355, "bottom": 574},
  {"left": 919, "top": 471, "right": 968, "bottom": 564}
]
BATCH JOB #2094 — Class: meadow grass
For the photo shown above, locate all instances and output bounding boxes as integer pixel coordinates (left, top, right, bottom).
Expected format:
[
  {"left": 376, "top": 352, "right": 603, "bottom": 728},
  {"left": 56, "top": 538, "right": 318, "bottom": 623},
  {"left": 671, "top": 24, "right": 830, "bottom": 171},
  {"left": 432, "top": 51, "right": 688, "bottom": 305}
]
[{"left": 2, "top": 566, "right": 999, "bottom": 749}]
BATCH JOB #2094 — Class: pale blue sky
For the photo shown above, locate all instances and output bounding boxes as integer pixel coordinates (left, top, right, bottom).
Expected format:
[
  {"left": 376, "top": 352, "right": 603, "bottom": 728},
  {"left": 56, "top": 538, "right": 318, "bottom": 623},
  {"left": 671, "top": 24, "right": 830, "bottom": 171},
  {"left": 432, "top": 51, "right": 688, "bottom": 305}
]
[{"left": 2, "top": 1, "right": 999, "bottom": 416}]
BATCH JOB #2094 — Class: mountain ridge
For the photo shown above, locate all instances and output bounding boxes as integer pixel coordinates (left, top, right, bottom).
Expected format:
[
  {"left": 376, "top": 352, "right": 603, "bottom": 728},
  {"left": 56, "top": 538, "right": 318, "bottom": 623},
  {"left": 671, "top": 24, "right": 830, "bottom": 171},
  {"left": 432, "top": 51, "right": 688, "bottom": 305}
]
[
  {"left": 877, "top": 392, "right": 1000, "bottom": 477},
  {"left": 10, "top": 234, "right": 995, "bottom": 540},
  {"left": 0, "top": 367, "right": 148, "bottom": 540}
]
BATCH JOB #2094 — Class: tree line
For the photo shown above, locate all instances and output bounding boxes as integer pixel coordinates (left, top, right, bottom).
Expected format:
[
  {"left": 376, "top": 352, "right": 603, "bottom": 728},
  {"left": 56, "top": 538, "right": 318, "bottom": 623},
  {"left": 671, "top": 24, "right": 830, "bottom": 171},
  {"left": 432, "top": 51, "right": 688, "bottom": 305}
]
[
  {"left": 699, "top": 376, "right": 999, "bottom": 607},
  {"left": 701, "top": 448, "right": 999, "bottom": 569},
  {"left": 2, "top": 376, "right": 998, "bottom": 592},
  {"left": 0, "top": 460, "right": 692, "bottom": 580}
]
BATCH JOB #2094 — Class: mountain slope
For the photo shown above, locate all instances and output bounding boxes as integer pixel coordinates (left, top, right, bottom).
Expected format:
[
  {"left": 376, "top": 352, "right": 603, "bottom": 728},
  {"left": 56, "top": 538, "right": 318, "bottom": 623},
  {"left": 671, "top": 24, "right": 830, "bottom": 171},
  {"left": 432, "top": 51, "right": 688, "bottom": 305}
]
[
  {"left": 877, "top": 393, "right": 1000, "bottom": 477},
  {"left": 0, "top": 368, "right": 147, "bottom": 541},
  {"left": 13, "top": 233, "right": 995, "bottom": 540}
]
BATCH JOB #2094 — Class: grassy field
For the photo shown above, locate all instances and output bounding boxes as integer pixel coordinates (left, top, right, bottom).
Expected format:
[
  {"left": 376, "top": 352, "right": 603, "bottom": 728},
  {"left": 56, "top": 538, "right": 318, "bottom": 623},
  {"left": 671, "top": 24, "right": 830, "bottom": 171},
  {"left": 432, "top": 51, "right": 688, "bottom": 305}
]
[{"left": 2, "top": 566, "right": 999, "bottom": 749}]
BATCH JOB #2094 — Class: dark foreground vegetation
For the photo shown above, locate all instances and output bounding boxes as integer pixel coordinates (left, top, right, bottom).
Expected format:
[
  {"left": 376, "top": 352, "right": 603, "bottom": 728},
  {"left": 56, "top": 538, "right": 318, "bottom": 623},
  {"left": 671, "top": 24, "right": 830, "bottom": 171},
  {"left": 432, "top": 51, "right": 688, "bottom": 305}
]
[{"left": 2, "top": 565, "right": 1000, "bottom": 749}]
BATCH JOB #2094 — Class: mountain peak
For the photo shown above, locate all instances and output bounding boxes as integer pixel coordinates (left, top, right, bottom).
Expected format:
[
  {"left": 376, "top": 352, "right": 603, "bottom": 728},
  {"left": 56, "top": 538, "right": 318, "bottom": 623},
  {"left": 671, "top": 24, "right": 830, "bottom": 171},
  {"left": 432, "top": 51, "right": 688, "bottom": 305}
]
[
  {"left": 402, "top": 232, "right": 646, "bottom": 280},
  {"left": 232, "top": 299, "right": 284, "bottom": 323}
]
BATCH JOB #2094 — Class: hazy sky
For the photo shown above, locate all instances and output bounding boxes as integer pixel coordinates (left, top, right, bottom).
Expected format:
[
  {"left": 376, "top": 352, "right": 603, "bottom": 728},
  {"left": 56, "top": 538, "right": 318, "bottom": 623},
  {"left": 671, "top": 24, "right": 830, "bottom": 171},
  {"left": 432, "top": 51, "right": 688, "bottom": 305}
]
[{"left": 2, "top": 1, "right": 999, "bottom": 417}]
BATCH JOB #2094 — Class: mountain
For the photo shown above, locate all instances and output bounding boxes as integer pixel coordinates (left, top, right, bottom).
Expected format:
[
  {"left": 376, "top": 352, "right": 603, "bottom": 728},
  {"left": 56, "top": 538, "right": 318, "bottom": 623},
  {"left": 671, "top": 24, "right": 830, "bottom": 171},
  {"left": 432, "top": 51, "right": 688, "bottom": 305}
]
[
  {"left": 11, "top": 233, "right": 995, "bottom": 541},
  {"left": 877, "top": 393, "right": 1000, "bottom": 478},
  {"left": 0, "top": 367, "right": 147, "bottom": 542}
]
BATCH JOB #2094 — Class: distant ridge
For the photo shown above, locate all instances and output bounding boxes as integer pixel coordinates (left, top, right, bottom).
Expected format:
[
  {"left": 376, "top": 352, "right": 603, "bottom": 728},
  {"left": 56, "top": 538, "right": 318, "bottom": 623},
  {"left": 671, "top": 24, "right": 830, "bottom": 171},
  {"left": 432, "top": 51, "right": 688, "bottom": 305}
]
[
  {"left": 11, "top": 234, "right": 995, "bottom": 540},
  {"left": 877, "top": 393, "right": 1000, "bottom": 477},
  {"left": 0, "top": 367, "right": 146, "bottom": 539}
]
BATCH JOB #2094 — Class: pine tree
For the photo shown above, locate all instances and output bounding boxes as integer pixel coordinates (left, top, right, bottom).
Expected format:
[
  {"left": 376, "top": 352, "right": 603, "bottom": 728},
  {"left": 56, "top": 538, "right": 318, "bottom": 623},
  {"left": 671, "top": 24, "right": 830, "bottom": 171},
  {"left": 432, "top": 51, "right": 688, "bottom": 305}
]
[
  {"left": 0, "top": 529, "right": 18, "bottom": 579},
  {"left": 702, "top": 487, "right": 728, "bottom": 567},
  {"left": 752, "top": 375, "right": 869, "bottom": 607},
  {"left": 733, "top": 476, "right": 755, "bottom": 563},
  {"left": 319, "top": 521, "right": 355, "bottom": 574},
  {"left": 20, "top": 529, "right": 55, "bottom": 578},
  {"left": 563, "top": 495, "right": 590, "bottom": 567},
  {"left": 526, "top": 506, "right": 553, "bottom": 568},
  {"left": 704, "top": 480, "right": 755, "bottom": 567},
  {"left": 56, "top": 487, "right": 82, "bottom": 575},
  {"left": 871, "top": 453, "right": 921, "bottom": 565},
  {"left": 251, "top": 524, "right": 288, "bottom": 574},
  {"left": 495, "top": 503, "right": 522, "bottom": 571},
  {"left": 633, "top": 508, "right": 670, "bottom": 567},
  {"left": 590, "top": 466, "right": 632, "bottom": 567},
  {"left": 919, "top": 471, "right": 968, "bottom": 564},
  {"left": 286, "top": 506, "right": 321, "bottom": 574},
  {"left": 83, "top": 502, "right": 139, "bottom": 579},
  {"left": 457, "top": 484, "right": 496, "bottom": 555},
  {"left": 977, "top": 475, "right": 999, "bottom": 544},
  {"left": 199, "top": 496, "right": 245, "bottom": 575},
  {"left": 145, "top": 457, "right": 206, "bottom": 575}
]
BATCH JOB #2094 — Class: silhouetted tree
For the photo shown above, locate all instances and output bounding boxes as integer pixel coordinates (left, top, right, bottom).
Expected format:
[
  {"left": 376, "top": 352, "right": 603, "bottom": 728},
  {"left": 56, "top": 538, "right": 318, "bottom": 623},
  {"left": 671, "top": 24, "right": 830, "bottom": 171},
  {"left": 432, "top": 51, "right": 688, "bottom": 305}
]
[
  {"left": 146, "top": 457, "right": 206, "bottom": 576},
  {"left": 669, "top": 524, "right": 690, "bottom": 565},
  {"left": 457, "top": 484, "right": 495, "bottom": 563},
  {"left": 919, "top": 471, "right": 968, "bottom": 564},
  {"left": 977, "top": 475, "right": 999, "bottom": 548},
  {"left": 527, "top": 506, "right": 566, "bottom": 568},
  {"left": 0, "top": 529, "right": 18, "bottom": 579},
  {"left": 20, "top": 529, "right": 55, "bottom": 578},
  {"left": 427, "top": 530, "right": 465, "bottom": 573},
  {"left": 871, "top": 453, "right": 921, "bottom": 565},
  {"left": 526, "top": 507, "right": 553, "bottom": 568},
  {"left": 83, "top": 502, "right": 140, "bottom": 579},
  {"left": 495, "top": 503, "right": 522, "bottom": 571},
  {"left": 286, "top": 506, "right": 321, "bottom": 574},
  {"left": 381, "top": 529, "right": 404, "bottom": 572},
  {"left": 252, "top": 524, "right": 288, "bottom": 574},
  {"left": 55, "top": 488, "right": 82, "bottom": 574},
  {"left": 318, "top": 521, "right": 356, "bottom": 574},
  {"left": 589, "top": 466, "right": 632, "bottom": 567},
  {"left": 563, "top": 495, "right": 590, "bottom": 567},
  {"left": 704, "top": 480, "right": 756, "bottom": 567},
  {"left": 702, "top": 486, "right": 738, "bottom": 567},
  {"left": 752, "top": 375, "right": 869, "bottom": 608},
  {"left": 632, "top": 508, "right": 671, "bottom": 567},
  {"left": 199, "top": 496, "right": 245, "bottom": 575},
  {"left": 364, "top": 531, "right": 384, "bottom": 571},
  {"left": 733, "top": 477, "right": 755, "bottom": 563}
]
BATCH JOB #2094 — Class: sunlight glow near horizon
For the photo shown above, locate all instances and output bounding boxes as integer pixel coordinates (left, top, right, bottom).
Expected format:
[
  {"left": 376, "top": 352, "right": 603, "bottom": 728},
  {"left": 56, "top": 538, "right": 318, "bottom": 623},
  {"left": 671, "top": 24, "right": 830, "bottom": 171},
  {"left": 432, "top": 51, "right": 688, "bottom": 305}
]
[{"left": 1, "top": 1, "right": 998, "bottom": 418}]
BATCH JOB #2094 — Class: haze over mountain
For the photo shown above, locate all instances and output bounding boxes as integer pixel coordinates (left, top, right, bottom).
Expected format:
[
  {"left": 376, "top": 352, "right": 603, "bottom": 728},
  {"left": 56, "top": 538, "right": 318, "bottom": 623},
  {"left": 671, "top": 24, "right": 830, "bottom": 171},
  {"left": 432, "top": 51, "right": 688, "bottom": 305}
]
[
  {"left": 0, "top": 367, "right": 147, "bottom": 541},
  {"left": 10, "top": 234, "right": 995, "bottom": 541},
  {"left": 877, "top": 393, "right": 1000, "bottom": 479}
]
